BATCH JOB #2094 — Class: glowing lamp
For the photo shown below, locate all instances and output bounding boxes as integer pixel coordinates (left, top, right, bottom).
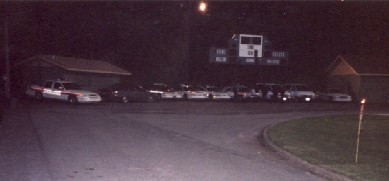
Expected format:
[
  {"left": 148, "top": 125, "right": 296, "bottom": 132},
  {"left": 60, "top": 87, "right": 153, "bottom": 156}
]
[{"left": 199, "top": 2, "right": 207, "bottom": 12}]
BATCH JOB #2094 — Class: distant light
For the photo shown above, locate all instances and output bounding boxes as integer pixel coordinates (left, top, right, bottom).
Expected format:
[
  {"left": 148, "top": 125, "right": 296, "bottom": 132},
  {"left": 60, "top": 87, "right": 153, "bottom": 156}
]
[
  {"left": 199, "top": 2, "right": 207, "bottom": 12},
  {"left": 361, "top": 98, "right": 366, "bottom": 104}
]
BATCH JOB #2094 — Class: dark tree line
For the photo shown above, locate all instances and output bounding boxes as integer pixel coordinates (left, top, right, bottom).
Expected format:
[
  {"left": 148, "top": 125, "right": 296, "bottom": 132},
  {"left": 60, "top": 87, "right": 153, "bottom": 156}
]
[{"left": 1, "top": 1, "right": 388, "bottom": 87}]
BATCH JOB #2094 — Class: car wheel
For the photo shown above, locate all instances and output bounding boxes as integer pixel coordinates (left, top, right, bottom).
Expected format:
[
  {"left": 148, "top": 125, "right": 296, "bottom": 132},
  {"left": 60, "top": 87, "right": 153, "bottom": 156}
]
[
  {"left": 122, "top": 96, "right": 129, "bottom": 103},
  {"left": 68, "top": 95, "right": 78, "bottom": 104},
  {"left": 289, "top": 97, "right": 297, "bottom": 102},
  {"left": 234, "top": 96, "right": 243, "bottom": 102},
  {"left": 329, "top": 96, "right": 334, "bottom": 102},
  {"left": 146, "top": 96, "right": 154, "bottom": 103},
  {"left": 34, "top": 91, "right": 43, "bottom": 101}
]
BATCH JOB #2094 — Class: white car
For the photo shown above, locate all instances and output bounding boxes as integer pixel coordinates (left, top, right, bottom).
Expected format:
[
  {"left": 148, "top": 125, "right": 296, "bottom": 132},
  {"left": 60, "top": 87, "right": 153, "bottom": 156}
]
[
  {"left": 318, "top": 89, "right": 352, "bottom": 102},
  {"left": 26, "top": 80, "right": 102, "bottom": 104},
  {"left": 160, "top": 84, "right": 187, "bottom": 100},
  {"left": 143, "top": 83, "right": 169, "bottom": 100},
  {"left": 185, "top": 85, "right": 210, "bottom": 100},
  {"left": 284, "top": 84, "right": 317, "bottom": 102},
  {"left": 205, "top": 85, "right": 232, "bottom": 100},
  {"left": 161, "top": 90, "right": 184, "bottom": 99},
  {"left": 161, "top": 84, "right": 211, "bottom": 100}
]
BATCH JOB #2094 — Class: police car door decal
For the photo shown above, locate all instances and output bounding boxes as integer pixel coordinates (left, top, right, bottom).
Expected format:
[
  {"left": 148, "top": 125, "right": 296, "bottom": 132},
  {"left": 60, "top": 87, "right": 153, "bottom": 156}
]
[{"left": 43, "top": 89, "right": 61, "bottom": 96}]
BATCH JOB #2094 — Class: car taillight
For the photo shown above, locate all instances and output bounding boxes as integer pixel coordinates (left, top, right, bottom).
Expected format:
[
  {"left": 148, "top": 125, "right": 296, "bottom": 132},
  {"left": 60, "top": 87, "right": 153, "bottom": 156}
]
[
  {"left": 113, "top": 91, "right": 119, "bottom": 96},
  {"left": 73, "top": 92, "right": 83, "bottom": 96}
]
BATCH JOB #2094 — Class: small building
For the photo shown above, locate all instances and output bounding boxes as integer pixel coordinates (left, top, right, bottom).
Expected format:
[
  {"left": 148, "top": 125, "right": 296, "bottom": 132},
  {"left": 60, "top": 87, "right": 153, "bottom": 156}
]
[
  {"left": 326, "top": 55, "right": 389, "bottom": 103},
  {"left": 14, "top": 55, "right": 131, "bottom": 92}
]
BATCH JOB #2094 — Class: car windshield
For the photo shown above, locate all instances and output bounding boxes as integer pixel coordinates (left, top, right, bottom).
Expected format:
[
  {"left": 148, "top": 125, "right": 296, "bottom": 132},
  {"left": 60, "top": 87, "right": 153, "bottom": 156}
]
[
  {"left": 239, "top": 87, "right": 250, "bottom": 92},
  {"left": 62, "top": 83, "right": 82, "bottom": 90},
  {"left": 188, "top": 86, "right": 206, "bottom": 91},
  {"left": 176, "top": 85, "right": 189, "bottom": 91},
  {"left": 136, "top": 86, "right": 146, "bottom": 91},
  {"left": 223, "top": 87, "right": 232, "bottom": 92},
  {"left": 144, "top": 84, "right": 168, "bottom": 91},
  {"left": 165, "top": 87, "right": 176, "bottom": 92},
  {"left": 327, "top": 89, "right": 343, "bottom": 93},
  {"left": 152, "top": 85, "right": 168, "bottom": 91},
  {"left": 295, "top": 85, "right": 311, "bottom": 91},
  {"left": 207, "top": 87, "right": 221, "bottom": 91},
  {"left": 109, "top": 84, "right": 125, "bottom": 90}
]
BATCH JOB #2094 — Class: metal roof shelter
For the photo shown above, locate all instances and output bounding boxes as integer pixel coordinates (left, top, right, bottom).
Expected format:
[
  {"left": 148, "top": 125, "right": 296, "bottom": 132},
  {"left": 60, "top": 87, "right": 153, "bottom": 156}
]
[
  {"left": 14, "top": 55, "right": 131, "bottom": 92},
  {"left": 17, "top": 55, "right": 131, "bottom": 76}
]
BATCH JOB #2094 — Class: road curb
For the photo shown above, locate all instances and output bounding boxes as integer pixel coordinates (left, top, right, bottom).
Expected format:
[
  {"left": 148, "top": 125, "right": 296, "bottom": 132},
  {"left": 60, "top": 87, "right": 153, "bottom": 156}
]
[{"left": 262, "top": 124, "right": 354, "bottom": 181}]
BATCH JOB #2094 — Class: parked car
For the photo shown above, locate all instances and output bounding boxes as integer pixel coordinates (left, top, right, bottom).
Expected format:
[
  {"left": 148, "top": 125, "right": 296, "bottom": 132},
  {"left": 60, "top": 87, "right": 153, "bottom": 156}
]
[
  {"left": 318, "top": 88, "right": 352, "bottom": 102},
  {"left": 255, "top": 83, "right": 285, "bottom": 101},
  {"left": 204, "top": 85, "right": 232, "bottom": 100},
  {"left": 223, "top": 85, "right": 258, "bottom": 101},
  {"left": 143, "top": 83, "right": 169, "bottom": 100},
  {"left": 185, "top": 85, "right": 210, "bottom": 100},
  {"left": 97, "top": 84, "right": 156, "bottom": 103},
  {"left": 163, "top": 84, "right": 210, "bottom": 100},
  {"left": 161, "top": 85, "right": 184, "bottom": 100},
  {"left": 26, "top": 79, "right": 102, "bottom": 104},
  {"left": 283, "top": 84, "right": 317, "bottom": 102}
]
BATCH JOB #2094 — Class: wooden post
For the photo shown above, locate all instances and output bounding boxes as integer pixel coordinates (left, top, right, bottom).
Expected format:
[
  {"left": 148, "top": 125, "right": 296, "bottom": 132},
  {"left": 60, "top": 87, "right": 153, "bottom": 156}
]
[{"left": 355, "top": 98, "right": 366, "bottom": 164}]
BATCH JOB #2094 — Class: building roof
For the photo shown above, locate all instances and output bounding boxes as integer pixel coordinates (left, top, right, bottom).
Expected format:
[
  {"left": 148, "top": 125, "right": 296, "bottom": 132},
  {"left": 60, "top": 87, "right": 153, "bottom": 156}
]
[
  {"left": 16, "top": 55, "right": 131, "bottom": 76},
  {"left": 328, "top": 54, "right": 389, "bottom": 76}
]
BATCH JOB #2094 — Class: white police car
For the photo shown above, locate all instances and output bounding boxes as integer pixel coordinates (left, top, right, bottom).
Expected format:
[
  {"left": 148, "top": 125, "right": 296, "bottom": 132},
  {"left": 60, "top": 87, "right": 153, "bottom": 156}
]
[{"left": 26, "top": 79, "right": 102, "bottom": 104}]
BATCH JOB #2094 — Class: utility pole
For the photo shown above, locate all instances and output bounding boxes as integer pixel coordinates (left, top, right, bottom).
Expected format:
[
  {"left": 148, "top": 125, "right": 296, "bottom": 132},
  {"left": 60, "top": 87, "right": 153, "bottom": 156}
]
[
  {"left": 4, "top": 16, "right": 10, "bottom": 98},
  {"left": 181, "top": 4, "right": 191, "bottom": 83}
]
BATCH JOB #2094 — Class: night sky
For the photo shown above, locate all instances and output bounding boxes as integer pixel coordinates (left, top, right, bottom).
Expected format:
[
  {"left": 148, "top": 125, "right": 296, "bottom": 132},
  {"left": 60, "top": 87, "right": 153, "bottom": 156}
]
[{"left": 1, "top": 1, "right": 388, "bottom": 88}]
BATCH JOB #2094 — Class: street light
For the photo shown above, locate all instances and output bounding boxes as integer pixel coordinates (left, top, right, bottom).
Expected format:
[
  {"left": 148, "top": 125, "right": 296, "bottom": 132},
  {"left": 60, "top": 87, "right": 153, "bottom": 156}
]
[{"left": 198, "top": 2, "right": 207, "bottom": 13}]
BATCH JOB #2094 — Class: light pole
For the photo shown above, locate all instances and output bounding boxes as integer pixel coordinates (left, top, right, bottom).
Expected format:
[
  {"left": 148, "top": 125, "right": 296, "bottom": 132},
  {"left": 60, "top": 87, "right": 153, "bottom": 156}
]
[
  {"left": 182, "top": 2, "right": 207, "bottom": 83},
  {"left": 3, "top": 16, "right": 10, "bottom": 99}
]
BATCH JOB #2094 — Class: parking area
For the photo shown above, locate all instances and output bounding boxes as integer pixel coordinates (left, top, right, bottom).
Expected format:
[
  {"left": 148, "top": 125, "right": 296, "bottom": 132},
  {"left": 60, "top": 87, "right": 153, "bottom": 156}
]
[
  {"left": 21, "top": 98, "right": 363, "bottom": 114},
  {"left": 1, "top": 100, "right": 388, "bottom": 181}
]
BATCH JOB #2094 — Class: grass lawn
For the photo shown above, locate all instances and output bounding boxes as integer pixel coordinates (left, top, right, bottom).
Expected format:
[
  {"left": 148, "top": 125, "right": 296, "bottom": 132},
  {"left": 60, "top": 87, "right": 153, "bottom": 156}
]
[{"left": 267, "top": 114, "right": 389, "bottom": 181}]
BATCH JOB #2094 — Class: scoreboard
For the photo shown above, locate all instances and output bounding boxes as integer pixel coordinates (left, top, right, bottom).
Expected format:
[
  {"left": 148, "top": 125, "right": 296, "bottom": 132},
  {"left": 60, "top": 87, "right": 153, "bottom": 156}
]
[{"left": 209, "top": 34, "right": 288, "bottom": 66}]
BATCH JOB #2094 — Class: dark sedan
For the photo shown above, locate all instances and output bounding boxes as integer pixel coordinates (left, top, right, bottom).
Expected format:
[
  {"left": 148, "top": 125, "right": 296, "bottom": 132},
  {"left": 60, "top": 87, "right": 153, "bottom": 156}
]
[{"left": 98, "top": 84, "right": 156, "bottom": 103}]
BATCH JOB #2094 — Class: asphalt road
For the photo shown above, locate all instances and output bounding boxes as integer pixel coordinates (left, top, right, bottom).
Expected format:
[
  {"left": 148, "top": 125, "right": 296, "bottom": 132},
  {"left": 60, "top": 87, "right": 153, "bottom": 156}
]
[{"left": 1, "top": 100, "right": 388, "bottom": 181}]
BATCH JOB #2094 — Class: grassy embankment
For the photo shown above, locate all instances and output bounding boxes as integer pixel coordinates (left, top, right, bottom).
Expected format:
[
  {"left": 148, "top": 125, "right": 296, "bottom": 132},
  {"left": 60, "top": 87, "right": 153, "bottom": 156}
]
[{"left": 268, "top": 115, "right": 389, "bottom": 181}]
